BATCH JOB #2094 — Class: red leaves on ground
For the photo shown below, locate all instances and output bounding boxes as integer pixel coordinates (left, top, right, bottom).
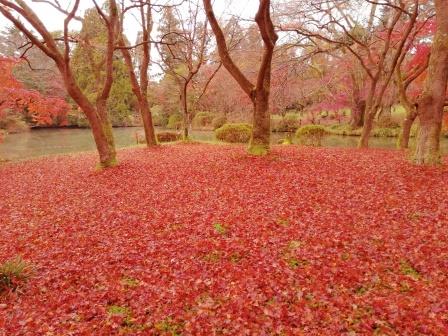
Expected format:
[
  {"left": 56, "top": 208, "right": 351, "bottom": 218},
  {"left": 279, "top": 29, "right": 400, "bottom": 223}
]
[{"left": 0, "top": 145, "right": 447, "bottom": 335}]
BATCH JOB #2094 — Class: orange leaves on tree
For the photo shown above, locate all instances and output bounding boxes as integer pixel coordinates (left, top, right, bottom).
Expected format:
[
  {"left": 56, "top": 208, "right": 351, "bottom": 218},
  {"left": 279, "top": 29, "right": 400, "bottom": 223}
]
[{"left": 0, "top": 57, "right": 70, "bottom": 127}]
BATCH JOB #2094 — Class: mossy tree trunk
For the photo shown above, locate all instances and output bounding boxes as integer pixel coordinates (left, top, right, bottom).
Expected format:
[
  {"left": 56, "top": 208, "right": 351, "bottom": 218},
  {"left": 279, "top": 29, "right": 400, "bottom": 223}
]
[
  {"left": 250, "top": 90, "right": 271, "bottom": 154},
  {"left": 413, "top": 0, "right": 448, "bottom": 165}
]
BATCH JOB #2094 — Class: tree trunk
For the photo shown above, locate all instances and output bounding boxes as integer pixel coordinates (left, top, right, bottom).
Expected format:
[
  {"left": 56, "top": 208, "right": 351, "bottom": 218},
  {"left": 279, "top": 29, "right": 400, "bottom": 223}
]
[
  {"left": 398, "top": 104, "right": 417, "bottom": 149},
  {"left": 140, "top": 99, "right": 157, "bottom": 146},
  {"left": 359, "top": 106, "right": 376, "bottom": 148},
  {"left": 350, "top": 99, "right": 365, "bottom": 129},
  {"left": 413, "top": 0, "right": 448, "bottom": 165},
  {"left": 119, "top": 36, "right": 157, "bottom": 147},
  {"left": 63, "top": 72, "right": 117, "bottom": 167},
  {"left": 180, "top": 83, "right": 189, "bottom": 140},
  {"left": 249, "top": 90, "right": 270, "bottom": 155},
  {"left": 414, "top": 112, "right": 442, "bottom": 164},
  {"left": 95, "top": 100, "right": 117, "bottom": 167}
]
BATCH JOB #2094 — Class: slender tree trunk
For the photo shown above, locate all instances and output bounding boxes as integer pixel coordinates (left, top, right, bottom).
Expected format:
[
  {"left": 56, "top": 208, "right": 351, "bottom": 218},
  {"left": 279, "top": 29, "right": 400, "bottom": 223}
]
[
  {"left": 119, "top": 37, "right": 157, "bottom": 147},
  {"left": 180, "top": 83, "right": 189, "bottom": 140},
  {"left": 349, "top": 71, "right": 365, "bottom": 129},
  {"left": 398, "top": 103, "right": 417, "bottom": 149},
  {"left": 249, "top": 90, "right": 270, "bottom": 153},
  {"left": 414, "top": 0, "right": 448, "bottom": 164},
  {"left": 359, "top": 79, "right": 379, "bottom": 148}
]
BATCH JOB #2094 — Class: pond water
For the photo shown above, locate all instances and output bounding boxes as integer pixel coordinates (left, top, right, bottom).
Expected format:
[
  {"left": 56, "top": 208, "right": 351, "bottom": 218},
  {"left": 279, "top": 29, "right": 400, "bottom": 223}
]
[{"left": 0, "top": 127, "right": 447, "bottom": 161}]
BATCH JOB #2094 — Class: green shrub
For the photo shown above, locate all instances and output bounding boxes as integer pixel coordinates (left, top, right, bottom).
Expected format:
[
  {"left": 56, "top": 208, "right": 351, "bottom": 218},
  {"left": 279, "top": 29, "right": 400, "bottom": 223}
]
[
  {"left": 271, "top": 113, "right": 300, "bottom": 132},
  {"left": 192, "top": 112, "right": 214, "bottom": 129},
  {"left": 372, "top": 127, "right": 399, "bottom": 137},
  {"left": 156, "top": 131, "right": 181, "bottom": 143},
  {"left": 215, "top": 123, "right": 252, "bottom": 143},
  {"left": 212, "top": 115, "right": 227, "bottom": 130},
  {"left": 167, "top": 114, "right": 183, "bottom": 130},
  {"left": 0, "top": 256, "right": 33, "bottom": 293},
  {"left": 327, "top": 124, "right": 362, "bottom": 136},
  {"left": 296, "top": 124, "right": 328, "bottom": 146}
]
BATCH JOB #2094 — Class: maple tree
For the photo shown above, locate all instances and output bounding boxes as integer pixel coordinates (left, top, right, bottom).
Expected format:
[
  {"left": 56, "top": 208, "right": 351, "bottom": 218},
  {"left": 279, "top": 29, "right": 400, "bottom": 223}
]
[
  {"left": 284, "top": 0, "right": 431, "bottom": 148},
  {"left": 0, "top": 57, "right": 70, "bottom": 128}
]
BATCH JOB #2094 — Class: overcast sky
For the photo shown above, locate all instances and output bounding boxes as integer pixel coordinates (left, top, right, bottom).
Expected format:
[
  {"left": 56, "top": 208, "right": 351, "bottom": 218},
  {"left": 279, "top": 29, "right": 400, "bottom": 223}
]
[{"left": 0, "top": 0, "right": 259, "bottom": 42}]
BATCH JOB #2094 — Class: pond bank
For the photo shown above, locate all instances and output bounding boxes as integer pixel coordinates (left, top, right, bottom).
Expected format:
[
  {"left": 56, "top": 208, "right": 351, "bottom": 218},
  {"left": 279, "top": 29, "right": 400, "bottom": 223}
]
[{"left": 1, "top": 126, "right": 447, "bottom": 161}]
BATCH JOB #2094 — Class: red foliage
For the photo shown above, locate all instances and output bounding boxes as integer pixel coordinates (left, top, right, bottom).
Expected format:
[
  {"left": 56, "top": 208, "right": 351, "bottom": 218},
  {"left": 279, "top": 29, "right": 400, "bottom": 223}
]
[
  {"left": 0, "top": 57, "right": 70, "bottom": 127},
  {"left": 0, "top": 145, "right": 447, "bottom": 334}
]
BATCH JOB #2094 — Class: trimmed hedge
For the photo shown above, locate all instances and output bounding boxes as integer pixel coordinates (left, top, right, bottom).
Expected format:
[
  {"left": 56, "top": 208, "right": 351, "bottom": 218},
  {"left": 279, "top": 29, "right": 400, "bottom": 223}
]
[
  {"left": 212, "top": 115, "right": 227, "bottom": 130},
  {"left": 157, "top": 131, "right": 181, "bottom": 143},
  {"left": 215, "top": 123, "right": 252, "bottom": 143},
  {"left": 296, "top": 125, "right": 327, "bottom": 146}
]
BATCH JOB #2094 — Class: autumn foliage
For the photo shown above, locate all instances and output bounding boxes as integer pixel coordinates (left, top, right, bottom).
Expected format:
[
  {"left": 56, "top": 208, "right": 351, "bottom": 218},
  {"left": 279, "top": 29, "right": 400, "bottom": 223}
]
[
  {"left": 1, "top": 144, "right": 447, "bottom": 334},
  {"left": 0, "top": 57, "right": 70, "bottom": 128}
]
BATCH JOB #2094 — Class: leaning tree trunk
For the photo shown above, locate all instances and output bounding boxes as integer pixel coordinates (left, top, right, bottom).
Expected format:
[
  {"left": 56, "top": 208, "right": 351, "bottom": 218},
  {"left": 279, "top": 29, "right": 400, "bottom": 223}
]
[
  {"left": 64, "top": 74, "right": 117, "bottom": 167},
  {"left": 414, "top": 0, "right": 448, "bottom": 165},
  {"left": 249, "top": 90, "right": 271, "bottom": 154},
  {"left": 359, "top": 103, "right": 377, "bottom": 148}
]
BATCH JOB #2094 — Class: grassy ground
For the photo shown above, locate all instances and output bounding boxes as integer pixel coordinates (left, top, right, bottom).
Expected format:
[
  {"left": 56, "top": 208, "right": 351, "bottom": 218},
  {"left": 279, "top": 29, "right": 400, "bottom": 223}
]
[{"left": 0, "top": 144, "right": 447, "bottom": 334}]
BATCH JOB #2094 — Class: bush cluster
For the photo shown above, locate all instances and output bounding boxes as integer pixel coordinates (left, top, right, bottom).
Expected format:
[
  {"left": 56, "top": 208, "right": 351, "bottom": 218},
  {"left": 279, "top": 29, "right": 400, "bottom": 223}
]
[
  {"left": 212, "top": 115, "right": 227, "bottom": 130},
  {"left": 296, "top": 125, "right": 328, "bottom": 146},
  {"left": 215, "top": 123, "right": 252, "bottom": 143},
  {"left": 156, "top": 131, "right": 181, "bottom": 143}
]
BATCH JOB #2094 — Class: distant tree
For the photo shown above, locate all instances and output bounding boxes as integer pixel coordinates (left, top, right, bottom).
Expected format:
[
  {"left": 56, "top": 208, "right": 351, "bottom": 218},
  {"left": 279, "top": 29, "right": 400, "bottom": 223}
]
[
  {"left": 157, "top": 2, "right": 209, "bottom": 139},
  {"left": 285, "top": 0, "right": 425, "bottom": 148}
]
